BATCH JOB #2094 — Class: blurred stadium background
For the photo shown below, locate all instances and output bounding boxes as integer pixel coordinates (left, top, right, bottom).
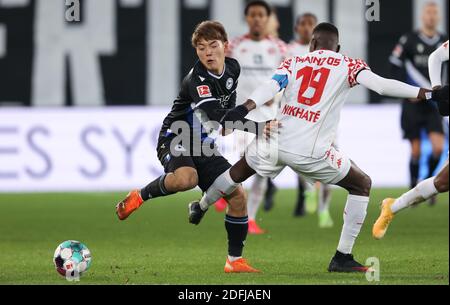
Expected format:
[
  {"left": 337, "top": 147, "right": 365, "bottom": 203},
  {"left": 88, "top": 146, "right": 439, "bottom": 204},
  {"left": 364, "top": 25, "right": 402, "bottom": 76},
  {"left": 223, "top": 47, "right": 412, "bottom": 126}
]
[{"left": 0, "top": 0, "right": 448, "bottom": 192}]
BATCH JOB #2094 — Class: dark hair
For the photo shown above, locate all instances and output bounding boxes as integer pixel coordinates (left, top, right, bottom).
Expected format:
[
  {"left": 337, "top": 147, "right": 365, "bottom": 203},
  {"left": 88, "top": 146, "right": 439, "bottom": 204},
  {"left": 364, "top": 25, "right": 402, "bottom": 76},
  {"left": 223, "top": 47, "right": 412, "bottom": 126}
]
[
  {"left": 245, "top": 0, "right": 272, "bottom": 16},
  {"left": 191, "top": 21, "right": 228, "bottom": 48},
  {"left": 296, "top": 13, "right": 318, "bottom": 25},
  {"left": 313, "top": 22, "right": 339, "bottom": 38}
]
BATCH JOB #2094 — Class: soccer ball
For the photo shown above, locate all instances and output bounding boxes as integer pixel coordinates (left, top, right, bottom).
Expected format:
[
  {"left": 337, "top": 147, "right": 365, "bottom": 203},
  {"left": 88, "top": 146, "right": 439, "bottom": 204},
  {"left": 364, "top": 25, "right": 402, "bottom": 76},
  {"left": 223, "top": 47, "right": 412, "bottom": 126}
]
[{"left": 53, "top": 240, "right": 92, "bottom": 278}]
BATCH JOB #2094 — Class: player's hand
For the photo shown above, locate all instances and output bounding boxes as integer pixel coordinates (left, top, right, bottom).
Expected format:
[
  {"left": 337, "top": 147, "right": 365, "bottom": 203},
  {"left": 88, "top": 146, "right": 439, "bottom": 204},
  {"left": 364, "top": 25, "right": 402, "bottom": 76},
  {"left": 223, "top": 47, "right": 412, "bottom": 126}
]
[
  {"left": 408, "top": 98, "right": 422, "bottom": 103},
  {"left": 431, "top": 85, "right": 449, "bottom": 103},
  {"left": 263, "top": 120, "right": 282, "bottom": 140}
]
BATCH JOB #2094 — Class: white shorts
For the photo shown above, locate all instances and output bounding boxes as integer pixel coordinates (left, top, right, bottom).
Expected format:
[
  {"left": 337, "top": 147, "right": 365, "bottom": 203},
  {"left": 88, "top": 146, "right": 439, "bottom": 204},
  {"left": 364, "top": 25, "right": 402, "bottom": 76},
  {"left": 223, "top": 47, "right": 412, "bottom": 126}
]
[{"left": 245, "top": 139, "right": 352, "bottom": 185}]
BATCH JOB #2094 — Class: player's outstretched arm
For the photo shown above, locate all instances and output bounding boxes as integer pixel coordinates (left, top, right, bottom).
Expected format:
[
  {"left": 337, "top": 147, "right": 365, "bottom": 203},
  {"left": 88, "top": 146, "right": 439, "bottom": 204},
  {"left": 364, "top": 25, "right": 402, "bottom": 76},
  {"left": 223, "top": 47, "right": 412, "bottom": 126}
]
[
  {"left": 356, "top": 69, "right": 430, "bottom": 100},
  {"left": 429, "top": 41, "right": 449, "bottom": 89},
  {"left": 219, "top": 79, "right": 281, "bottom": 135}
]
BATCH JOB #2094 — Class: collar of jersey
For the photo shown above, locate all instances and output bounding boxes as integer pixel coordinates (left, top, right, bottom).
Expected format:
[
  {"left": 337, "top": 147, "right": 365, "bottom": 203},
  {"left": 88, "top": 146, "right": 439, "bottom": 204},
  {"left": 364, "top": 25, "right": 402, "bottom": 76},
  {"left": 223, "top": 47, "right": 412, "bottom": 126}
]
[
  {"left": 418, "top": 32, "right": 441, "bottom": 46},
  {"left": 207, "top": 62, "right": 226, "bottom": 79}
]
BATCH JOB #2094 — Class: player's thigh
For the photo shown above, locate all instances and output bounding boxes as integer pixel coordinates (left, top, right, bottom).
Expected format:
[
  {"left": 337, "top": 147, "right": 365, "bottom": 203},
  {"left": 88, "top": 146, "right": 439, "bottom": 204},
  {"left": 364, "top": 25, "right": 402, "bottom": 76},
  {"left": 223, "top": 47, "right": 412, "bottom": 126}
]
[
  {"left": 244, "top": 138, "right": 284, "bottom": 179},
  {"left": 401, "top": 102, "right": 422, "bottom": 142},
  {"left": 193, "top": 153, "right": 232, "bottom": 193},
  {"left": 157, "top": 136, "right": 198, "bottom": 190}
]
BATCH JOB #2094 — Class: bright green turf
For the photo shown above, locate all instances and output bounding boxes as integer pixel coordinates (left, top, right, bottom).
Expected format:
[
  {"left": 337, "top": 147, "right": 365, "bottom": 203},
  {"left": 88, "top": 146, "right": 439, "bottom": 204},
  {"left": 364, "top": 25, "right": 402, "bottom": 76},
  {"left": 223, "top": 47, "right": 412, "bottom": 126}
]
[{"left": 0, "top": 189, "right": 448, "bottom": 285}]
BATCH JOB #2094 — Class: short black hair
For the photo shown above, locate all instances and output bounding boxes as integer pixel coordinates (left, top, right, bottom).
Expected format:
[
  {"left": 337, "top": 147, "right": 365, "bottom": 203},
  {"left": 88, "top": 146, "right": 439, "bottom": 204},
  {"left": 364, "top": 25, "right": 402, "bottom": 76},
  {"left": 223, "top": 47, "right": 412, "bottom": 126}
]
[
  {"left": 313, "top": 22, "right": 339, "bottom": 38},
  {"left": 296, "top": 13, "right": 318, "bottom": 25},
  {"left": 245, "top": 0, "right": 272, "bottom": 16}
]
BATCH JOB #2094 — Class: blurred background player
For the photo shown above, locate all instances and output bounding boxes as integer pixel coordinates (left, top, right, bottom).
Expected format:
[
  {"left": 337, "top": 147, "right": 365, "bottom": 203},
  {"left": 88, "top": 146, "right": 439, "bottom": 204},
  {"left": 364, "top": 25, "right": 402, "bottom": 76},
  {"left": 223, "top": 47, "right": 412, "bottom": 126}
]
[
  {"left": 220, "top": 0, "right": 287, "bottom": 234},
  {"left": 373, "top": 41, "right": 449, "bottom": 240},
  {"left": 389, "top": 2, "right": 448, "bottom": 204},
  {"left": 284, "top": 13, "right": 333, "bottom": 228}
]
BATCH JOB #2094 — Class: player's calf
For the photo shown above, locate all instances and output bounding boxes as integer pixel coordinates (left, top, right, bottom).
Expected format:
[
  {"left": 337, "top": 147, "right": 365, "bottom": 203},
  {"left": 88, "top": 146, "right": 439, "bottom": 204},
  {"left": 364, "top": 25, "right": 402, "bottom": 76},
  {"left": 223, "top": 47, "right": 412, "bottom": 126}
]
[{"left": 226, "top": 186, "right": 247, "bottom": 217}]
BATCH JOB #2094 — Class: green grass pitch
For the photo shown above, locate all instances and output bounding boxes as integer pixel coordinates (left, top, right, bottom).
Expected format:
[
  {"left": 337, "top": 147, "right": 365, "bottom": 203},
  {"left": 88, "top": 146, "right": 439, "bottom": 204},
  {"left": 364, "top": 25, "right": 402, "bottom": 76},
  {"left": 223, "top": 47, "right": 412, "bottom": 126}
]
[{"left": 0, "top": 188, "right": 448, "bottom": 285}]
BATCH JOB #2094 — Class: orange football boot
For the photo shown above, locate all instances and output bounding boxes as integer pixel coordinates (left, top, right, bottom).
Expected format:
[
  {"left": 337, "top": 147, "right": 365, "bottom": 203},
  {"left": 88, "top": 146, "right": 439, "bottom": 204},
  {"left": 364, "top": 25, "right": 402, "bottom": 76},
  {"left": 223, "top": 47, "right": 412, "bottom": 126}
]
[
  {"left": 248, "top": 219, "right": 266, "bottom": 235},
  {"left": 214, "top": 198, "right": 228, "bottom": 212},
  {"left": 224, "top": 258, "right": 260, "bottom": 273},
  {"left": 116, "top": 190, "right": 144, "bottom": 221}
]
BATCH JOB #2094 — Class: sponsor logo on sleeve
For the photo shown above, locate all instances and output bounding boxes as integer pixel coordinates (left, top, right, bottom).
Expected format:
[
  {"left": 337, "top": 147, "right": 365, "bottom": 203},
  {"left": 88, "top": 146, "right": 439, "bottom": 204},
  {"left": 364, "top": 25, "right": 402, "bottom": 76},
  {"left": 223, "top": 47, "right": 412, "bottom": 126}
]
[{"left": 197, "top": 85, "right": 212, "bottom": 98}]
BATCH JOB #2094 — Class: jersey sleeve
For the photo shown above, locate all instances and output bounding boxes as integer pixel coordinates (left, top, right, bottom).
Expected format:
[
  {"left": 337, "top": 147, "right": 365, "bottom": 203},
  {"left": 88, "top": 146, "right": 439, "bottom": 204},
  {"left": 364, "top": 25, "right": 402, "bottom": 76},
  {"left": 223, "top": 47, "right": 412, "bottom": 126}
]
[
  {"left": 271, "top": 57, "right": 295, "bottom": 90},
  {"left": 389, "top": 34, "right": 409, "bottom": 68},
  {"left": 429, "top": 40, "right": 449, "bottom": 88},
  {"left": 345, "top": 57, "right": 371, "bottom": 88}
]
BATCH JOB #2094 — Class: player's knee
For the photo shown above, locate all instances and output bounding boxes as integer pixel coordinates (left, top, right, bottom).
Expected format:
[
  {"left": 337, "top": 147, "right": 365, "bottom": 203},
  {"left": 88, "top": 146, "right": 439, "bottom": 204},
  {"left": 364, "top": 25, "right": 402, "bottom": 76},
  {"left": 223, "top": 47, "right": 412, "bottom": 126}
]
[
  {"left": 356, "top": 174, "right": 372, "bottom": 196},
  {"left": 434, "top": 176, "right": 449, "bottom": 193},
  {"left": 228, "top": 187, "right": 247, "bottom": 214},
  {"left": 174, "top": 173, "right": 198, "bottom": 191}
]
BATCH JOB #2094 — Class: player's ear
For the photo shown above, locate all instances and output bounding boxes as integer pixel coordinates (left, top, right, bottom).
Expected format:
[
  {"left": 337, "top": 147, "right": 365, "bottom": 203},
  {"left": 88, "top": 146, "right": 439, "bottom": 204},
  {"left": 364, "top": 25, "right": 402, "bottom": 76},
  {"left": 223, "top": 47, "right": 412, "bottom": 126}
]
[{"left": 310, "top": 38, "right": 316, "bottom": 52}]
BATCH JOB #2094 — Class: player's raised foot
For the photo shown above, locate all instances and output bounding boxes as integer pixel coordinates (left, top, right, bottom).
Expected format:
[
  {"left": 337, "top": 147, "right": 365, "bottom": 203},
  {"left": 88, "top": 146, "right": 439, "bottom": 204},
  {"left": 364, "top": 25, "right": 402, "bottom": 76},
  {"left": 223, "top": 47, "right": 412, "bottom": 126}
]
[
  {"left": 188, "top": 201, "right": 207, "bottom": 225},
  {"left": 305, "top": 189, "right": 318, "bottom": 214},
  {"left": 224, "top": 258, "right": 260, "bottom": 273},
  {"left": 372, "top": 198, "right": 395, "bottom": 240},
  {"left": 328, "top": 251, "right": 369, "bottom": 273},
  {"left": 214, "top": 198, "right": 227, "bottom": 212},
  {"left": 115, "top": 190, "right": 144, "bottom": 221},
  {"left": 318, "top": 209, "right": 334, "bottom": 228},
  {"left": 248, "top": 219, "right": 266, "bottom": 235}
]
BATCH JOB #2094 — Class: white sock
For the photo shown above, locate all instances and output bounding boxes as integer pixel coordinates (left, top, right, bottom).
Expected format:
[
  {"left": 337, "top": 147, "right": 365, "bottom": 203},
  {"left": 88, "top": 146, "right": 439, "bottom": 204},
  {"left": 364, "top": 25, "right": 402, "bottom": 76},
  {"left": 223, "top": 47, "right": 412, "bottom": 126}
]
[
  {"left": 199, "top": 169, "right": 239, "bottom": 211},
  {"left": 337, "top": 195, "right": 369, "bottom": 254},
  {"left": 227, "top": 255, "right": 242, "bottom": 262},
  {"left": 247, "top": 175, "right": 268, "bottom": 221},
  {"left": 391, "top": 178, "right": 438, "bottom": 213},
  {"left": 318, "top": 183, "right": 331, "bottom": 213}
]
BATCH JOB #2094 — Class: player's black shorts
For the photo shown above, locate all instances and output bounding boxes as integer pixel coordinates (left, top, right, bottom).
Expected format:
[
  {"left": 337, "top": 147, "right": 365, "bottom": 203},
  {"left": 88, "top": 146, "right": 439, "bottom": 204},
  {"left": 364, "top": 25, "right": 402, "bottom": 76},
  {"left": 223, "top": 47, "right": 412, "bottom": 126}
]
[
  {"left": 156, "top": 135, "right": 232, "bottom": 192},
  {"left": 401, "top": 101, "right": 444, "bottom": 140}
]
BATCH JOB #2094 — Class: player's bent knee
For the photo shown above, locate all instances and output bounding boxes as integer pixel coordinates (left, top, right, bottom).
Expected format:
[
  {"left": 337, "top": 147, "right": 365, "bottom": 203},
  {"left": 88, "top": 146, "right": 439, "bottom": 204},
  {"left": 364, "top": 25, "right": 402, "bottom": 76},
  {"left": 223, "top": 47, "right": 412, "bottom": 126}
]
[
  {"left": 355, "top": 174, "right": 372, "bottom": 196},
  {"left": 173, "top": 172, "right": 198, "bottom": 191},
  {"left": 227, "top": 187, "right": 247, "bottom": 214},
  {"left": 434, "top": 176, "right": 449, "bottom": 193}
]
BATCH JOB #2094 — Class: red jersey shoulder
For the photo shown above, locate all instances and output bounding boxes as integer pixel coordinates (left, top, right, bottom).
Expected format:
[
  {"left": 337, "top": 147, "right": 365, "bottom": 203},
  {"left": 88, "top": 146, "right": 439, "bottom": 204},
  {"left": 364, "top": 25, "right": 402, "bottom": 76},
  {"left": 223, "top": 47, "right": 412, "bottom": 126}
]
[
  {"left": 276, "top": 57, "right": 294, "bottom": 75},
  {"left": 267, "top": 36, "right": 288, "bottom": 56},
  {"left": 228, "top": 35, "right": 250, "bottom": 54},
  {"left": 344, "top": 56, "right": 370, "bottom": 87}
]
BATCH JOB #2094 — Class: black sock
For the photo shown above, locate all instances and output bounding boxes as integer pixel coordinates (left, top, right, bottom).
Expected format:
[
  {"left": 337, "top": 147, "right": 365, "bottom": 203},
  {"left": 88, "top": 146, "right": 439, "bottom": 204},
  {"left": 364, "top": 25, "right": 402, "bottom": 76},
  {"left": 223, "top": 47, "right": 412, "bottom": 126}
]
[
  {"left": 140, "top": 174, "right": 173, "bottom": 201},
  {"left": 225, "top": 215, "right": 248, "bottom": 257},
  {"left": 409, "top": 158, "right": 420, "bottom": 188},
  {"left": 297, "top": 177, "right": 305, "bottom": 206},
  {"left": 427, "top": 154, "right": 441, "bottom": 178}
]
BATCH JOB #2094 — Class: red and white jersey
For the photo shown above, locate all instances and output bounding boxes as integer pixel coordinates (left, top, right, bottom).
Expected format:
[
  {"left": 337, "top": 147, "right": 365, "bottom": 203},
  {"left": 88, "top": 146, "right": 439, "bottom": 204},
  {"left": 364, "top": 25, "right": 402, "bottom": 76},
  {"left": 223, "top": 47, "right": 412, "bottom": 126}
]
[
  {"left": 272, "top": 50, "right": 370, "bottom": 158},
  {"left": 228, "top": 35, "right": 287, "bottom": 107},
  {"left": 286, "top": 41, "right": 310, "bottom": 58}
]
